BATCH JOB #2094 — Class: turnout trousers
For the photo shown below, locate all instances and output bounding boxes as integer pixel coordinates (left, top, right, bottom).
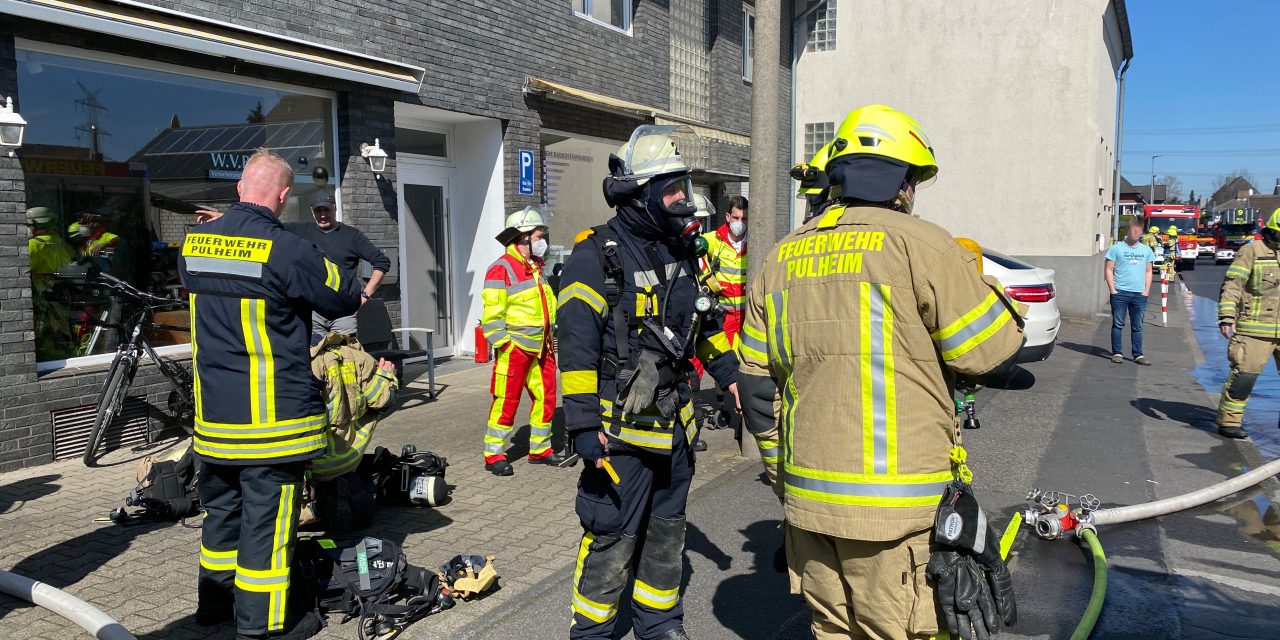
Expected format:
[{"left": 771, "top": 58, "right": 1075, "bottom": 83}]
[
  {"left": 786, "top": 524, "right": 941, "bottom": 640},
  {"left": 570, "top": 433, "right": 694, "bottom": 639},
  {"left": 1216, "top": 333, "right": 1280, "bottom": 428},
  {"left": 197, "top": 461, "right": 304, "bottom": 636},
  {"left": 484, "top": 342, "right": 557, "bottom": 461}
]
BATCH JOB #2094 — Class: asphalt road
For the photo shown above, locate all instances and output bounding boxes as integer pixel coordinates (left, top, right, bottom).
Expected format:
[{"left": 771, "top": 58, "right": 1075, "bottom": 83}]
[{"left": 455, "top": 259, "right": 1280, "bottom": 639}]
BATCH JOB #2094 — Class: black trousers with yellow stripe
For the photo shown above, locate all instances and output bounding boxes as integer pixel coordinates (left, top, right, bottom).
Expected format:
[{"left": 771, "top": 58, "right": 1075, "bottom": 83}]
[
  {"left": 571, "top": 434, "right": 693, "bottom": 640},
  {"left": 198, "top": 462, "right": 304, "bottom": 636}
]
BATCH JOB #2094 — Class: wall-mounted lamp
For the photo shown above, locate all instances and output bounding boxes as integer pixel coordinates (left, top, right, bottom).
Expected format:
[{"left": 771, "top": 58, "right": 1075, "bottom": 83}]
[
  {"left": 360, "top": 138, "right": 388, "bottom": 178},
  {"left": 0, "top": 96, "right": 27, "bottom": 157}
]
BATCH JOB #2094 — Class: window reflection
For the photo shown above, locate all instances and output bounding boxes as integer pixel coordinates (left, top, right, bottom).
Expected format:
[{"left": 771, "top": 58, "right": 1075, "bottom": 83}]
[{"left": 17, "top": 48, "right": 335, "bottom": 363}]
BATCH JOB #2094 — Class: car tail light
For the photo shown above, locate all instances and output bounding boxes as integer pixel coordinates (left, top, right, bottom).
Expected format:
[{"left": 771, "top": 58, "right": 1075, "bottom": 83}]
[{"left": 1005, "top": 284, "right": 1055, "bottom": 303}]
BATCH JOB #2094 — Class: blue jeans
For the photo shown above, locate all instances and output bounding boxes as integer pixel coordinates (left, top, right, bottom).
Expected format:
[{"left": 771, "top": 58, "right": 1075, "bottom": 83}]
[{"left": 1110, "top": 291, "right": 1147, "bottom": 356}]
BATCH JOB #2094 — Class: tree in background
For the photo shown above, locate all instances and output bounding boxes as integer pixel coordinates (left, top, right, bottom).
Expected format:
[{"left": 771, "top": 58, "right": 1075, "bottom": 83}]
[
  {"left": 1159, "top": 175, "right": 1185, "bottom": 203},
  {"left": 1213, "top": 168, "right": 1257, "bottom": 193}
]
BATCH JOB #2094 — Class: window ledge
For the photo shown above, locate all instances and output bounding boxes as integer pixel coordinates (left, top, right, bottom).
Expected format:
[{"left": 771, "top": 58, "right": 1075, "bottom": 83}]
[{"left": 36, "top": 346, "right": 192, "bottom": 379}]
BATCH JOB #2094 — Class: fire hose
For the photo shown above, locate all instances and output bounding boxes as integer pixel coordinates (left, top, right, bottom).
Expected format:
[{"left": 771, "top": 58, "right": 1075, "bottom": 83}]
[
  {"left": 0, "top": 569, "right": 135, "bottom": 640},
  {"left": 1021, "top": 456, "right": 1280, "bottom": 639}
]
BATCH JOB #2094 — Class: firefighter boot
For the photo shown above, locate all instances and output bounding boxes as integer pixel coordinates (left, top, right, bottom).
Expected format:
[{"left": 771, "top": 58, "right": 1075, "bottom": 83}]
[{"left": 485, "top": 457, "right": 514, "bottom": 476}]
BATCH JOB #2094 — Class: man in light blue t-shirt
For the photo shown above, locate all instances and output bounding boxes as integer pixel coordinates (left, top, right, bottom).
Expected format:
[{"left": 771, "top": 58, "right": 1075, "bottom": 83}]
[{"left": 1105, "top": 217, "right": 1156, "bottom": 364}]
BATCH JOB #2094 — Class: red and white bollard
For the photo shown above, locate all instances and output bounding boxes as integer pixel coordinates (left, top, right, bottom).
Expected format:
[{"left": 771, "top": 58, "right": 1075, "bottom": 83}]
[{"left": 1161, "top": 271, "right": 1168, "bottom": 327}]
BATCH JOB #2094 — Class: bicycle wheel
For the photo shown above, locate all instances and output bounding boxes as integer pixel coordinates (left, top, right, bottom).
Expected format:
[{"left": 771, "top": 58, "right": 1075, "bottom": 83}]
[{"left": 85, "top": 355, "right": 135, "bottom": 467}]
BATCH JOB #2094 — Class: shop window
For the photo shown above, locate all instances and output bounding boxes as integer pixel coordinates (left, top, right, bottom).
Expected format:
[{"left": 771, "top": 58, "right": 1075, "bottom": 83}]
[
  {"left": 573, "top": 0, "right": 632, "bottom": 33},
  {"left": 806, "top": 0, "right": 837, "bottom": 52},
  {"left": 742, "top": 7, "right": 755, "bottom": 81},
  {"left": 804, "top": 122, "right": 835, "bottom": 159},
  {"left": 17, "top": 47, "right": 335, "bottom": 366}
]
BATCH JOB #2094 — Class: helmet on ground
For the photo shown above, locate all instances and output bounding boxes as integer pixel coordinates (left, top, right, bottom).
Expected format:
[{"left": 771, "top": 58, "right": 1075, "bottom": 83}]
[
  {"left": 824, "top": 105, "right": 938, "bottom": 205},
  {"left": 1166, "top": 225, "right": 1178, "bottom": 235},
  {"left": 495, "top": 206, "right": 548, "bottom": 245},
  {"left": 25, "top": 207, "right": 53, "bottom": 225},
  {"left": 692, "top": 194, "right": 716, "bottom": 219}
]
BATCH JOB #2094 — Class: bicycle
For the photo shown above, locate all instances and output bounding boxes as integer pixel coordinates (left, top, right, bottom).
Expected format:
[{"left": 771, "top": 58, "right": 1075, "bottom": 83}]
[{"left": 57, "top": 266, "right": 194, "bottom": 466}]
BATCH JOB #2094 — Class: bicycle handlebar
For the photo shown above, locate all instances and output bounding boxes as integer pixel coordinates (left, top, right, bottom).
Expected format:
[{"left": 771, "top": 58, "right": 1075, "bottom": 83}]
[{"left": 57, "top": 267, "right": 183, "bottom": 309}]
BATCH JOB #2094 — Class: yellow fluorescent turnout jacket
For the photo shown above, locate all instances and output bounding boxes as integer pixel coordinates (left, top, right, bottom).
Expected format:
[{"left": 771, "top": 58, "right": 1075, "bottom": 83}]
[
  {"left": 1219, "top": 240, "right": 1280, "bottom": 336},
  {"left": 737, "top": 205, "right": 1024, "bottom": 541}
]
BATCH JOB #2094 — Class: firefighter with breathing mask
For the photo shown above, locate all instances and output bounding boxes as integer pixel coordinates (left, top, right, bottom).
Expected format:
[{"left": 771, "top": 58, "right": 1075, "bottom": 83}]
[{"left": 556, "top": 125, "right": 740, "bottom": 640}]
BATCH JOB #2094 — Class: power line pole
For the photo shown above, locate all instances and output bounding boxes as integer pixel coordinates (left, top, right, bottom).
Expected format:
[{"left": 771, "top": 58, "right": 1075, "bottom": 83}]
[{"left": 748, "top": 0, "right": 781, "bottom": 281}]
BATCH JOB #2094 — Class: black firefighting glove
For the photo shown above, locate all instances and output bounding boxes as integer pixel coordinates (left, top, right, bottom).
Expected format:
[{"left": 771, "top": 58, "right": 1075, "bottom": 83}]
[
  {"left": 928, "top": 549, "right": 999, "bottom": 640},
  {"left": 618, "top": 350, "right": 663, "bottom": 415},
  {"left": 572, "top": 430, "right": 607, "bottom": 464},
  {"left": 931, "top": 481, "right": 1017, "bottom": 633}
]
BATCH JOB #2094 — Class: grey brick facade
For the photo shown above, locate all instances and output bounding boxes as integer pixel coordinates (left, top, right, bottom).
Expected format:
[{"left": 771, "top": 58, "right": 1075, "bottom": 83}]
[{"left": 0, "top": 0, "right": 792, "bottom": 468}]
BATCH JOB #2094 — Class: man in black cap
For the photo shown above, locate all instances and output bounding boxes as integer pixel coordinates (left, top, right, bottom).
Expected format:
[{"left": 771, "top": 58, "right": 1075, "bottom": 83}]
[{"left": 286, "top": 191, "right": 392, "bottom": 336}]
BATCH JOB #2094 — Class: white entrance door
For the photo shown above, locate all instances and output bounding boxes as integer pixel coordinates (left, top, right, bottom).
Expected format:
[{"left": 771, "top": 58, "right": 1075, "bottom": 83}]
[{"left": 397, "top": 167, "right": 455, "bottom": 357}]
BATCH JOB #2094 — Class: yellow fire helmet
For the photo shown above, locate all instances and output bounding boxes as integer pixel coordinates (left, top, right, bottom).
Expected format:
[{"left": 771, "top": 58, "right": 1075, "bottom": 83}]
[
  {"left": 495, "top": 205, "right": 548, "bottom": 245},
  {"left": 1267, "top": 208, "right": 1280, "bottom": 233},
  {"left": 616, "top": 124, "right": 692, "bottom": 185},
  {"left": 692, "top": 193, "right": 716, "bottom": 219},
  {"left": 1148, "top": 225, "right": 1159, "bottom": 234},
  {"left": 828, "top": 104, "right": 938, "bottom": 184},
  {"left": 1165, "top": 225, "right": 1178, "bottom": 235}
]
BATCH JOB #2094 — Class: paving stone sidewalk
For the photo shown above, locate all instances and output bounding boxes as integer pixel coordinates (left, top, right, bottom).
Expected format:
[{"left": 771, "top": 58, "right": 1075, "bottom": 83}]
[{"left": 0, "top": 362, "right": 752, "bottom": 639}]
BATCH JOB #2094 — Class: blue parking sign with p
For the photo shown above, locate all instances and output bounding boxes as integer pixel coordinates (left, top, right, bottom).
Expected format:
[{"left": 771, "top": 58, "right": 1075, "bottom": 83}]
[{"left": 519, "top": 150, "right": 534, "bottom": 195}]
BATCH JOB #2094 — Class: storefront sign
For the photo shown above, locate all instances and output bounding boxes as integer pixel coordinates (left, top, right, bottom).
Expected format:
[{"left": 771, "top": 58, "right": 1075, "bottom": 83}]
[{"left": 20, "top": 157, "right": 132, "bottom": 177}]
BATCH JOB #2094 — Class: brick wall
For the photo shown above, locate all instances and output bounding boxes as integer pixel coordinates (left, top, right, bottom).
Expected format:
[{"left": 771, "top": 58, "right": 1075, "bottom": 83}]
[{"left": 0, "top": 0, "right": 794, "bottom": 467}]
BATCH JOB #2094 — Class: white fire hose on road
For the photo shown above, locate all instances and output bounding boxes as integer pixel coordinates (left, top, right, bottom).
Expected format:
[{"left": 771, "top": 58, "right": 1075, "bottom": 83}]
[
  {"left": 1089, "top": 456, "right": 1280, "bottom": 526},
  {"left": 1022, "top": 456, "right": 1280, "bottom": 639},
  {"left": 0, "top": 569, "right": 135, "bottom": 640}
]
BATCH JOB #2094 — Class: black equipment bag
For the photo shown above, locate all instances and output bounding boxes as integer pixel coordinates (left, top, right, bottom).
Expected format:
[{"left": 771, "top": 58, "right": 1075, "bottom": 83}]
[
  {"left": 292, "top": 536, "right": 452, "bottom": 640},
  {"left": 124, "top": 446, "right": 200, "bottom": 520},
  {"left": 362, "top": 445, "right": 449, "bottom": 507}
]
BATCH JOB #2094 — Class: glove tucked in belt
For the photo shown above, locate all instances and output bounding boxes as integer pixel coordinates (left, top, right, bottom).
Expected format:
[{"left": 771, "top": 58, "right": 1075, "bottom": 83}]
[
  {"left": 616, "top": 350, "right": 682, "bottom": 417},
  {"left": 927, "top": 481, "right": 1017, "bottom": 640}
]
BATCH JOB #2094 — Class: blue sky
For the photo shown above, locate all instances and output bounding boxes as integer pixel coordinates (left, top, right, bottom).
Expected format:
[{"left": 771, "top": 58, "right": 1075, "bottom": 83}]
[{"left": 1122, "top": 0, "right": 1280, "bottom": 199}]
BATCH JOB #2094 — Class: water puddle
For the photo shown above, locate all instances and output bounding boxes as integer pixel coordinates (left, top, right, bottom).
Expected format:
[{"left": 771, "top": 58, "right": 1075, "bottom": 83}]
[{"left": 1184, "top": 286, "right": 1280, "bottom": 459}]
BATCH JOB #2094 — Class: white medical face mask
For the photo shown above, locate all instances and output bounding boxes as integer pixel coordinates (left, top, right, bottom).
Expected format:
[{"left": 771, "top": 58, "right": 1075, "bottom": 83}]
[
  {"left": 729, "top": 220, "right": 746, "bottom": 237},
  {"left": 531, "top": 238, "right": 548, "bottom": 257}
]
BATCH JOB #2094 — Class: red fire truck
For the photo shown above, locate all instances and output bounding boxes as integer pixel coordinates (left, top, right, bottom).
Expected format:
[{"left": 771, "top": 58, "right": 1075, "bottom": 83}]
[
  {"left": 1213, "top": 207, "right": 1263, "bottom": 264},
  {"left": 1145, "top": 204, "right": 1201, "bottom": 271}
]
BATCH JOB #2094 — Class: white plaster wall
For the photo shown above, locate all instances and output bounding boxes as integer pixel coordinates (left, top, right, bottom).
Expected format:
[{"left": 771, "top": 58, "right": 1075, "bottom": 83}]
[{"left": 794, "top": 0, "right": 1123, "bottom": 257}]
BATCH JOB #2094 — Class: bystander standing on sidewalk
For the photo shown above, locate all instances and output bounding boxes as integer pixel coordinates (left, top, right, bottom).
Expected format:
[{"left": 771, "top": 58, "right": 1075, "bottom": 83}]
[
  {"left": 286, "top": 191, "right": 391, "bottom": 337},
  {"left": 1105, "top": 216, "right": 1155, "bottom": 365}
]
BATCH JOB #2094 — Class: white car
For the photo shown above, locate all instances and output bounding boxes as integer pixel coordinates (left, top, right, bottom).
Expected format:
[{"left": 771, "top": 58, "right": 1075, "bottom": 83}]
[
  {"left": 982, "top": 249, "right": 1060, "bottom": 363},
  {"left": 1199, "top": 243, "right": 1217, "bottom": 256},
  {"left": 1216, "top": 248, "right": 1236, "bottom": 265}
]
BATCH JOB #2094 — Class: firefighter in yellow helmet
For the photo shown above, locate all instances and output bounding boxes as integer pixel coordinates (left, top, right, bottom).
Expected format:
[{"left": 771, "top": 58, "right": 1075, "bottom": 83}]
[
  {"left": 26, "top": 207, "right": 77, "bottom": 360},
  {"left": 738, "top": 105, "right": 1024, "bottom": 639},
  {"left": 1141, "top": 224, "right": 1161, "bottom": 252},
  {"left": 1162, "top": 224, "right": 1180, "bottom": 275},
  {"left": 481, "top": 206, "right": 566, "bottom": 476},
  {"left": 1215, "top": 208, "right": 1280, "bottom": 439}
]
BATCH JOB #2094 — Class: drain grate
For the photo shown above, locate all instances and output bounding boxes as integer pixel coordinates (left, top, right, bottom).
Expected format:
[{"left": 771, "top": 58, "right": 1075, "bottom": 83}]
[{"left": 51, "top": 399, "right": 151, "bottom": 461}]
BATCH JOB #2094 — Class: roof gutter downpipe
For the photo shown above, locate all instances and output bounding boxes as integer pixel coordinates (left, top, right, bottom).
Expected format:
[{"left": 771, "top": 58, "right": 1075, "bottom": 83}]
[{"left": 1110, "top": 55, "right": 1132, "bottom": 244}]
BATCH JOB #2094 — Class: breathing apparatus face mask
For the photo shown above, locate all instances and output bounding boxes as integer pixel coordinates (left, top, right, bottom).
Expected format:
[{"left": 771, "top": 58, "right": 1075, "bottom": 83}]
[{"left": 647, "top": 174, "right": 699, "bottom": 238}]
